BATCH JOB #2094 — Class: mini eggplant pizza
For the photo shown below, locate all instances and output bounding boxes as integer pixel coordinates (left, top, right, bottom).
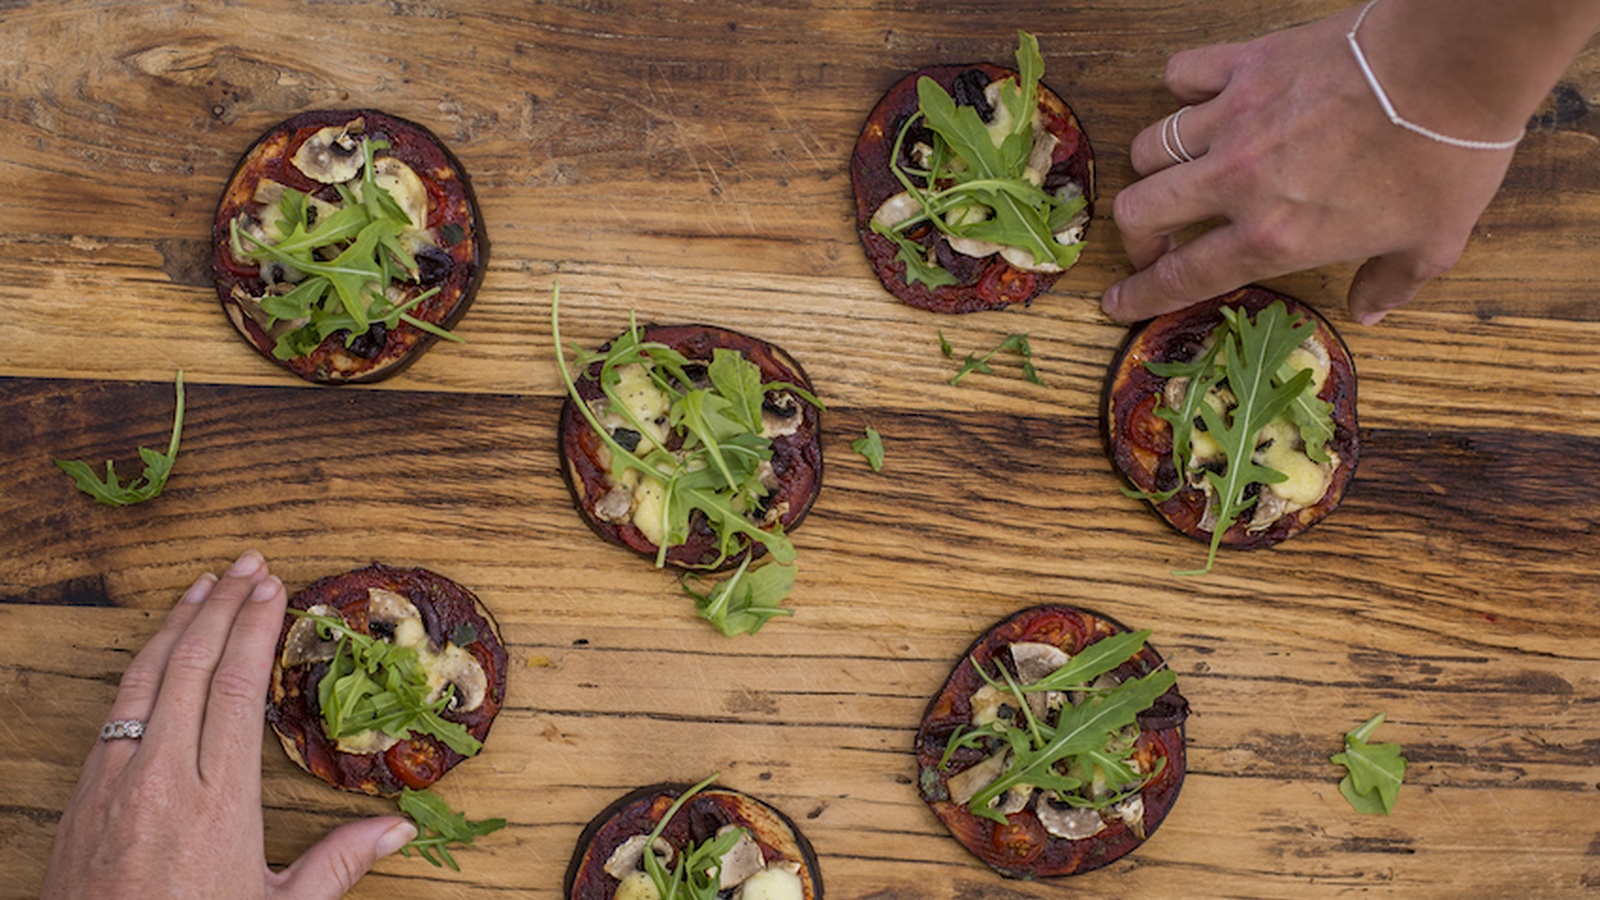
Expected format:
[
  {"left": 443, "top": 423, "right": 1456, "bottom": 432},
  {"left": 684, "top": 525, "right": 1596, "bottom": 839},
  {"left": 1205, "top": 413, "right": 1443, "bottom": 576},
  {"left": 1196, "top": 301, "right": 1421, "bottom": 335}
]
[
  {"left": 267, "top": 563, "right": 507, "bottom": 797},
  {"left": 851, "top": 32, "right": 1094, "bottom": 313},
  {"left": 915, "top": 605, "right": 1187, "bottom": 880},
  {"left": 212, "top": 109, "right": 486, "bottom": 384},
  {"left": 565, "top": 777, "right": 823, "bottom": 900},
  {"left": 557, "top": 320, "right": 823, "bottom": 571},
  {"left": 1103, "top": 286, "right": 1359, "bottom": 572}
]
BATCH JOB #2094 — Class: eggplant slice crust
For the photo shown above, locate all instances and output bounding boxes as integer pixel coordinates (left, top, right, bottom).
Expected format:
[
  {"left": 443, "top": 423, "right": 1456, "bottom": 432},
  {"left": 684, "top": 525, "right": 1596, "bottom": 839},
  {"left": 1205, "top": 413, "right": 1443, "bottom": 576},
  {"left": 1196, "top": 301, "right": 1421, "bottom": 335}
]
[
  {"left": 212, "top": 109, "right": 486, "bottom": 384},
  {"left": 915, "top": 604, "right": 1188, "bottom": 879},
  {"left": 267, "top": 563, "right": 507, "bottom": 797},
  {"left": 565, "top": 782, "right": 824, "bottom": 899},
  {"left": 558, "top": 323, "right": 824, "bottom": 571},
  {"left": 1103, "top": 286, "right": 1360, "bottom": 551},
  {"left": 851, "top": 62, "right": 1094, "bottom": 313}
]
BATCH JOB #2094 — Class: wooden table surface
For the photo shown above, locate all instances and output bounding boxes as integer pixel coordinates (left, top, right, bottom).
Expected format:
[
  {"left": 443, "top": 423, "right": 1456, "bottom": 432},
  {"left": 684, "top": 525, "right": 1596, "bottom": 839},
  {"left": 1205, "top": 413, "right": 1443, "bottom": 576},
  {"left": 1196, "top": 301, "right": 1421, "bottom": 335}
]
[{"left": 3, "top": 2, "right": 1599, "bottom": 897}]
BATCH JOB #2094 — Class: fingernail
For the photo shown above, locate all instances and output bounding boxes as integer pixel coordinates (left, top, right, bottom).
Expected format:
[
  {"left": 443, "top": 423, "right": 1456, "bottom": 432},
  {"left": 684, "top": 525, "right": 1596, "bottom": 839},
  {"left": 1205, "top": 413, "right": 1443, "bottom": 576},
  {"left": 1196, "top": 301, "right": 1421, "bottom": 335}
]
[
  {"left": 1101, "top": 284, "right": 1121, "bottom": 315},
  {"left": 1357, "top": 310, "right": 1387, "bottom": 326},
  {"left": 227, "top": 550, "right": 264, "bottom": 578},
  {"left": 375, "top": 821, "right": 418, "bottom": 858},
  {"left": 249, "top": 575, "right": 283, "bottom": 603},
  {"left": 182, "top": 573, "right": 219, "bottom": 604}
]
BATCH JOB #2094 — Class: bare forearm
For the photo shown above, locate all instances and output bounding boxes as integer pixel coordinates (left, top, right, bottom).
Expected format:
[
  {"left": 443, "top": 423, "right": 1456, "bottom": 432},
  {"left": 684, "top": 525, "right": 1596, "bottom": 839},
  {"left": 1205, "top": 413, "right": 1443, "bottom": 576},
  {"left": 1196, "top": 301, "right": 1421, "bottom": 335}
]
[{"left": 1357, "top": 0, "right": 1600, "bottom": 140}]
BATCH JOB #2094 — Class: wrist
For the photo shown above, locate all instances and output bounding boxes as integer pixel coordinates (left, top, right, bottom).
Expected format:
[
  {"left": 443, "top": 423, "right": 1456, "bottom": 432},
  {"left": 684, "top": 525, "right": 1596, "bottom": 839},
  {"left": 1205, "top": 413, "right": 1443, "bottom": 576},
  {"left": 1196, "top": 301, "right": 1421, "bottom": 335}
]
[{"left": 1352, "top": 0, "right": 1600, "bottom": 143}]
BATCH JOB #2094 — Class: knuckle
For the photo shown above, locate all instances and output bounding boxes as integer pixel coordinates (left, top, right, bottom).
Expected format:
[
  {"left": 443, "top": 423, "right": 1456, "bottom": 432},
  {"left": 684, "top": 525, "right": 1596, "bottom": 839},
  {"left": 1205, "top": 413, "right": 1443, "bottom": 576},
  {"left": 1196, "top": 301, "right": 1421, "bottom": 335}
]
[
  {"left": 163, "top": 636, "right": 219, "bottom": 681},
  {"left": 208, "top": 661, "right": 263, "bottom": 706},
  {"left": 116, "top": 658, "right": 164, "bottom": 698},
  {"left": 1146, "top": 251, "right": 1200, "bottom": 300}
]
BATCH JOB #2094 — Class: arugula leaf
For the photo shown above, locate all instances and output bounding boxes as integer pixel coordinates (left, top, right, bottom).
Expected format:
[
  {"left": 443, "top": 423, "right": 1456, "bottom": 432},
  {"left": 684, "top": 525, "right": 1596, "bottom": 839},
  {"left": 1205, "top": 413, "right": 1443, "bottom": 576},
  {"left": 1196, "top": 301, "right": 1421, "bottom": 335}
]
[
  {"left": 397, "top": 788, "right": 506, "bottom": 870},
  {"left": 965, "top": 667, "right": 1177, "bottom": 822},
  {"left": 680, "top": 556, "right": 796, "bottom": 636},
  {"left": 1016, "top": 630, "right": 1152, "bottom": 694},
  {"left": 292, "top": 610, "right": 482, "bottom": 756},
  {"left": 56, "top": 371, "right": 185, "bottom": 507},
  {"left": 641, "top": 773, "right": 742, "bottom": 900},
  {"left": 947, "top": 333, "right": 1043, "bottom": 386},
  {"left": 875, "top": 32, "right": 1087, "bottom": 286},
  {"left": 1331, "top": 713, "right": 1406, "bottom": 815},
  {"left": 851, "top": 426, "right": 885, "bottom": 472},
  {"left": 230, "top": 137, "right": 461, "bottom": 360},
  {"left": 551, "top": 286, "right": 816, "bottom": 626}
]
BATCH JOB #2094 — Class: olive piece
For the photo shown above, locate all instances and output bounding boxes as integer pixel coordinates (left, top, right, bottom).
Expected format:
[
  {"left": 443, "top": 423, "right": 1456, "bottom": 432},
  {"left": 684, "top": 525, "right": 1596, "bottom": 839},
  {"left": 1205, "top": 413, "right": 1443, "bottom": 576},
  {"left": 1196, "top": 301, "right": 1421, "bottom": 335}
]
[
  {"left": 952, "top": 69, "right": 995, "bottom": 122},
  {"left": 415, "top": 245, "right": 454, "bottom": 285},
  {"left": 344, "top": 322, "right": 389, "bottom": 359}
]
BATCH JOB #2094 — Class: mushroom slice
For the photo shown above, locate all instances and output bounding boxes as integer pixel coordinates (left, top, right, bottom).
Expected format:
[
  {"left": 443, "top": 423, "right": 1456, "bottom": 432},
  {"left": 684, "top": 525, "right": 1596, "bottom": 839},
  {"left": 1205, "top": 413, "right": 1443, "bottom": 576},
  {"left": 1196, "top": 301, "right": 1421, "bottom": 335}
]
[
  {"left": 1037, "top": 801, "right": 1106, "bottom": 840},
  {"left": 992, "top": 784, "right": 1034, "bottom": 816},
  {"left": 359, "top": 155, "right": 428, "bottom": 231},
  {"left": 947, "top": 748, "right": 1010, "bottom": 806},
  {"left": 716, "top": 825, "right": 767, "bottom": 889},
  {"left": 367, "top": 588, "right": 422, "bottom": 631},
  {"left": 279, "top": 603, "right": 342, "bottom": 668},
  {"left": 1109, "top": 794, "right": 1147, "bottom": 841},
  {"left": 760, "top": 393, "right": 803, "bottom": 439},
  {"left": 1010, "top": 641, "right": 1070, "bottom": 718},
  {"left": 869, "top": 190, "right": 922, "bottom": 231},
  {"left": 602, "top": 834, "right": 674, "bottom": 879},
  {"left": 290, "top": 118, "right": 366, "bottom": 184},
  {"left": 431, "top": 643, "right": 489, "bottom": 713}
]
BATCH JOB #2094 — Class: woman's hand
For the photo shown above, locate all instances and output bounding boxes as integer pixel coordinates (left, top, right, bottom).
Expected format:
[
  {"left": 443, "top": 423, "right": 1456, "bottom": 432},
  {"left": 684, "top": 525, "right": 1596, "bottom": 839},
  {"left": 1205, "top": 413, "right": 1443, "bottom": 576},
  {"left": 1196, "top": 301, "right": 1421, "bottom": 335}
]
[
  {"left": 1103, "top": 3, "right": 1520, "bottom": 326},
  {"left": 42, "top": 551, "right": 416, "bottom": 900}
]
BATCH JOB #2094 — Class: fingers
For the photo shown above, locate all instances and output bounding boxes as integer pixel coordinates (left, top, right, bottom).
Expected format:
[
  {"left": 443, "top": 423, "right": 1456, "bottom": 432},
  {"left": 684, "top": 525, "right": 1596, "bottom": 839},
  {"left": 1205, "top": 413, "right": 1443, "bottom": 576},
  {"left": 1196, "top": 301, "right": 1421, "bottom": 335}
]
[
  {"left": 269, "top": 817, "right": 418, "bottom": 900},
  {"left": 1131, "top": 104, "right": 1215, "bottom": 177},
  {"left": 198, "top": 572, "right": 287, "bottom": 783},
  {"left": 1347, "top": 246, "right": 1460, "bottom": 325},
  {"left": 143, "top": 551, "right": 271, "bottom": 757},
  {"left": 1102, "top": 225, "right": 1275, "bottom": 323},
  {"left": 1111, "top": 164, "right": 1224, "bottom": 272},
  {"left": 1164, "top": 40, "right": 1245, "bottom": 103}
]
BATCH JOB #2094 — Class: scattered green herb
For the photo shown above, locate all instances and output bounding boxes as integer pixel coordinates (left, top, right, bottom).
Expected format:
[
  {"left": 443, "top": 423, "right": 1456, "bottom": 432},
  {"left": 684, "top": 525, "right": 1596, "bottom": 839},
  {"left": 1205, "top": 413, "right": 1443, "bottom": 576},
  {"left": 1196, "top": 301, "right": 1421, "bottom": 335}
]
[
  {"left": 290, "top": 609, "right": 481, "bottom": 756},
  {"left": 56, "top": 371, "right": 186, "bottom": 507},
  {"left": 640, "top": 773, "right": 746, "bottom": 900},
  {"left": 1137, "top": 301, "right": 1333, "bottom": 575},
  {"left": 851, "top": 426, "right": 885, "bottom": 471},
  {"left": 947, "top": 333, "right": 1044, "bottom": 386},
  {"left": 230, "top": 137, "right": 461, "bottom": 360},
  {"left": 1331, "top": 713, "right": 1406, "bottom": 815},
  {"left": 945, "top": 633, "right": 1175, "bottom": 823},
  {"left": 873, "top": 31, "right": 1087, "bottom": 286},
  {"left": 397, "top": 788, "right": 506, "bottom": 870},
  {"left": 681, "top": 556, "right": 796, "bottom": 637}
]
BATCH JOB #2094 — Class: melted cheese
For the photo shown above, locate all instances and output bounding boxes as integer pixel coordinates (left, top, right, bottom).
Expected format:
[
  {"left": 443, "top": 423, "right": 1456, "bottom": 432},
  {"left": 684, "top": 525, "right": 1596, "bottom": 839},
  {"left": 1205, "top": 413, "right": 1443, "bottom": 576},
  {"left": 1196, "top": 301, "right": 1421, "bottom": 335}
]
[
  {"left": 737, "top": 866, "right": 805, "bottom": 900},
  {"left": 1255, "top": 420, "right": 1335, "bottom": 506},
  {"left": 612, "top": 870, "right": 661, "bottom": 900}
]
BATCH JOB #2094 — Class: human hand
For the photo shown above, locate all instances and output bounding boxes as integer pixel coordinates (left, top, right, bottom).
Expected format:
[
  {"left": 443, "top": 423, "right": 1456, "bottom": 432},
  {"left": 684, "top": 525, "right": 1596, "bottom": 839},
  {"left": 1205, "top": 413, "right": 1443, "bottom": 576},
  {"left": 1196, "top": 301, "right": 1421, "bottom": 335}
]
[
  {"left": 42, "top": 550, "right": 416, "bottom": 900},
  {"left": 1102, "top": 4, "right": 1518, "bottom": 326}
]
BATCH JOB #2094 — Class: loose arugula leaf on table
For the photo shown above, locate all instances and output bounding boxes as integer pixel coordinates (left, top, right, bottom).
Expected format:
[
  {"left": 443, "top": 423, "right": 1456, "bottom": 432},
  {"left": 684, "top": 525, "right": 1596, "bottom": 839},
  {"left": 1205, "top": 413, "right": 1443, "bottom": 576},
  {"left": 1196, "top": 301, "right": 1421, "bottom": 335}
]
[
  {"left": 851, "top": 426, "right": 885, "bottom": 472},
  {"left": 1331, "top": 713, "right": 1406, "bottom": 815},
  {"left": 397, "top": 788, "right": 506, "bottom": 871},
  {"left": 681, "top": 556, "right": 796, "bottom": 637},
  {"left": 56, "top": 371, "right": 186, "bottom": 507},
  {"left": 947, "top": 333, "right": 1044, "bottom": 386},
  {"left": 291, "top": 610, "right": 482, "bottom": 756}
]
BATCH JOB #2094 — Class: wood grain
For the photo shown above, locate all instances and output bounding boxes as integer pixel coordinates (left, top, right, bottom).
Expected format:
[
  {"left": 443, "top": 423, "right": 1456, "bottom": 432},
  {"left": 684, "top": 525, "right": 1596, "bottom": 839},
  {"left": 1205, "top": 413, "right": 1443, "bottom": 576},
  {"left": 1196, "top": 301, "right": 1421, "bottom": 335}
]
[{"left": 3, "top": 1, "right": 1600, "bottom": 898}]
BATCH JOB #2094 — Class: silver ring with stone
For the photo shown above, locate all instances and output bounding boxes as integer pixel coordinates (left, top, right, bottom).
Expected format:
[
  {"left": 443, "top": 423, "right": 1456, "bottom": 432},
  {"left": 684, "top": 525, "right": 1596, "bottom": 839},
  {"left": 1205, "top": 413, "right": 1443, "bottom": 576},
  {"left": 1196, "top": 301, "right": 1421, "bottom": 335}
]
[{"left": 100, "top": 719, "right": 147, "bottom": 741}]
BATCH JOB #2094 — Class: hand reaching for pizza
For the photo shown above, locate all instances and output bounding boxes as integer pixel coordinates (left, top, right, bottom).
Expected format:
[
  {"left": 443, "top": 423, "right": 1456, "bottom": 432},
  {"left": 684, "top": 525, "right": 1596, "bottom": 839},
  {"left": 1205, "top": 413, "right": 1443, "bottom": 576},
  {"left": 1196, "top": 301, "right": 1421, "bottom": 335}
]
[
  {"left": 42, "top": 551, "right": 415, "bottom": 900},
  {"left": 1104, "top": 0, "right": 1600, "bottom": 326}
]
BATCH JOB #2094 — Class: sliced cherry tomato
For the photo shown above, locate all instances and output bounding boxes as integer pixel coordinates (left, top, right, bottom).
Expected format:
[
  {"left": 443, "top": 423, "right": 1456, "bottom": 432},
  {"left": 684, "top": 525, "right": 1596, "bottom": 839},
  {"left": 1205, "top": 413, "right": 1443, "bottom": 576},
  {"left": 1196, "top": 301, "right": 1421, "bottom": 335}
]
[
  {"left": 976, "top": 264, "right": 1037, "bottom": 306},
  {"left": 985, "top": 813, "right": 1047, "bottom": 867},
  {"left": 423, "top": 173, "right": 450, "bottom": 230},
  {"left": 1126, "top": 393, "right": 1172, "bottom": 457},
  {"left": 385, "top": 738, "right": 446, "bottom": 790}
]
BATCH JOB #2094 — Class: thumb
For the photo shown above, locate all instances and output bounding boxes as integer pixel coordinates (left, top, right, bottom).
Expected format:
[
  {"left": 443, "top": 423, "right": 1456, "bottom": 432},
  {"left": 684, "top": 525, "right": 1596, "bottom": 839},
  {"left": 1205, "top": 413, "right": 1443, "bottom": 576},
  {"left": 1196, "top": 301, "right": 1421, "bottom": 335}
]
[{"left": 268, "top": 816, "right": 416, "bottom": 900}]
